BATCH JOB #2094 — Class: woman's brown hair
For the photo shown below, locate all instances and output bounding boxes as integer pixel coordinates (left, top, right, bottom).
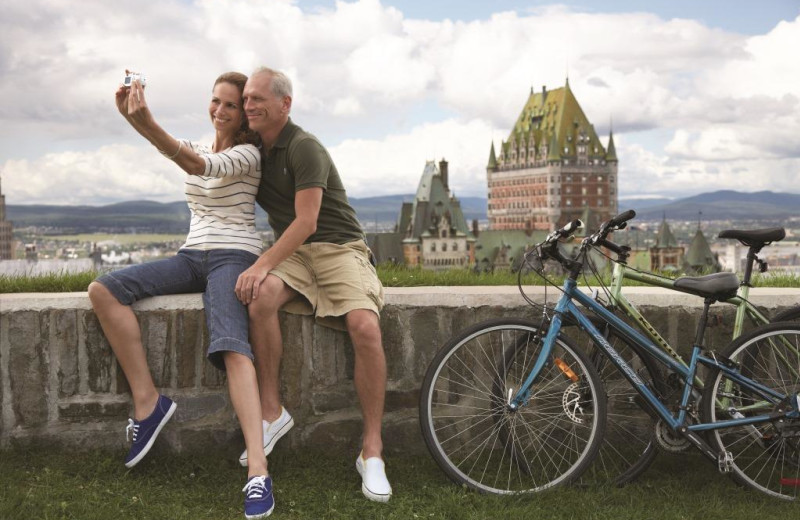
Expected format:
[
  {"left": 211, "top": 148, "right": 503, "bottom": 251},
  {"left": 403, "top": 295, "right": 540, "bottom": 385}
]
[{"left": 214, "top": 72, "right": 261, "bottom": 147}]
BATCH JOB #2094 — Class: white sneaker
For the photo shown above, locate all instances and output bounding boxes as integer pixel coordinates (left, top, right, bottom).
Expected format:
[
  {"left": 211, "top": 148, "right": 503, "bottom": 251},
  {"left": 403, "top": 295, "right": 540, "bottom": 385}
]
[
  {"left": 239, "top": 407, "right": 294, "bottom": 467},
  {"left": 355, "top": 452, "right": 392, "bottom": 503}
]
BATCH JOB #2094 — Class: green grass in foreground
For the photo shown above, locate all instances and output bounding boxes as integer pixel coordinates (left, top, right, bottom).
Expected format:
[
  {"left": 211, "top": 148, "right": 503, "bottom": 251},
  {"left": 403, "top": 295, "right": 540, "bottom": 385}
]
[
  {"left": 0, "top": 446, "right": 795, "bottom": 520},
  {"left": 2, "top": 264, "right": 798, "bottom": 293}
]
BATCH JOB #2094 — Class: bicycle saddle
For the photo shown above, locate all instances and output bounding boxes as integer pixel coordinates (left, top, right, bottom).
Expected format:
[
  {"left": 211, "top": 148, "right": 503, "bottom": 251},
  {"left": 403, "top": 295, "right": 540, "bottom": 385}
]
[
  {"left": 673, "top": 272, "right": 740, "bottom": 300},
  {"left": 718, "top": 228, "right": 785, "bottom": 248}
]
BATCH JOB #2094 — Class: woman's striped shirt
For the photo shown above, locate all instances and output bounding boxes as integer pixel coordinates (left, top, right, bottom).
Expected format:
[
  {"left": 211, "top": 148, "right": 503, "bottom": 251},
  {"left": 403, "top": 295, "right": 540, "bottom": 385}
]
[{"left": 180, "top": 140, "right": 263, "bottom": 256}]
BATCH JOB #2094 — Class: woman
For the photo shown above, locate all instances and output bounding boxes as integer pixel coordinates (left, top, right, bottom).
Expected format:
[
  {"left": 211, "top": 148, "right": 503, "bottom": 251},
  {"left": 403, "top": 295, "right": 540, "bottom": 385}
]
[{"left": 88, "top": 71, "right": 273, "bottom": 519}]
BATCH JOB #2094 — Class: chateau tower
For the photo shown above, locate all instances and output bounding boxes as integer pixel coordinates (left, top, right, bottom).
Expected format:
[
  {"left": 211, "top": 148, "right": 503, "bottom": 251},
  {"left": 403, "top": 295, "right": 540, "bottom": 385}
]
[
  {"left": 487, "top": 80, "right": 618, "bottom": 231},
  {"left": 398, "top": 159, "right": 475, "bottom": 270}
]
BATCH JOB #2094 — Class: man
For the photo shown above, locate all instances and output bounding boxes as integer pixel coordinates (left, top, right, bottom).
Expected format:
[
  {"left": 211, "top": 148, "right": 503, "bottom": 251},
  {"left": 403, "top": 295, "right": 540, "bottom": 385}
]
[{"left": 235, "top": 67, "right": 392, "bottom": 508}]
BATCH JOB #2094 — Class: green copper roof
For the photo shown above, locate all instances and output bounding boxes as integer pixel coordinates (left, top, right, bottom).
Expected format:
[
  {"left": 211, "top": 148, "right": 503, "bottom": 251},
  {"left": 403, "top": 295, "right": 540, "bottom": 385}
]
[
  {"left": 655, "top": 218, "right": 679, "bottom": 248},
  {"left": 606, "top": 131, "right": 618, "bottom": 162},
  {"left": 547, "top": 131, "right": 560, "bottom": 161},
  {"left": 487, "top": 142, "right": 497, "bottom": 169},
  {"left": 685, "top": 228, "right": 717, "bottom": 269},
  {"left": 404, "top": 160, "right": 473, "bottom": 240},
  {"left": 474, "top": 230, "right": 547, "bottom": 270},
  {"left": 506, "top": 83, "right": 607, "bottom": 161}
]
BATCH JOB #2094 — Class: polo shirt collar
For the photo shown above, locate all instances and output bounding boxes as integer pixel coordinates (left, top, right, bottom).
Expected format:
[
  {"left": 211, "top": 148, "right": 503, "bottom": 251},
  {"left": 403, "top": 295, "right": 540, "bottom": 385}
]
[{"left": 273, "top": 118, "right": 299, "bottom": 149}]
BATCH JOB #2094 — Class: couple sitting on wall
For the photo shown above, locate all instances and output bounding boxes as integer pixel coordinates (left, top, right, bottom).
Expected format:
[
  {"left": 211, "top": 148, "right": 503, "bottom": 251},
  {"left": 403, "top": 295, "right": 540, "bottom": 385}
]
[{"left": 88, "top": 66, "right": 390, "bottom": 520}]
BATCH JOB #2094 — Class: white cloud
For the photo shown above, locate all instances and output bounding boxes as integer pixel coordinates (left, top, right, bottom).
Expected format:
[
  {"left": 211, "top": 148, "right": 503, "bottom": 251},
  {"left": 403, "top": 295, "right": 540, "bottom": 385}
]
[
  {"left": 2, "top": 145, "right": 187, "bottom": 205},
  {"left": 330, "top": 117, "right": 497, "bottom": 198},
  {"left": 1, "top": 1, "right": 799, "bottom": 206}
]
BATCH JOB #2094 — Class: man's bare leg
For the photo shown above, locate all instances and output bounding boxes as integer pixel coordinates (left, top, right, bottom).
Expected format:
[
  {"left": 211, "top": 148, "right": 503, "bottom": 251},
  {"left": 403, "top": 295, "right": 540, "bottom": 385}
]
[
  {"left": 248, "top": 274, "right": 298, "bottom": 422},
  {"left": 345, "top": 309, "right": 386, "bottom": 459}
]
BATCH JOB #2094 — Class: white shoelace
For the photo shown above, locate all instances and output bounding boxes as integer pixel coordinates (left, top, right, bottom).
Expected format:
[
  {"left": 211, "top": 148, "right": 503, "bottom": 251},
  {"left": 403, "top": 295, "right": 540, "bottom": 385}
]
[
  {"left": 242, "top": 476, "right": 267, "bottom": 498},
  {"left": 126, "top": 419, "right": 139, "bottom": 442}
]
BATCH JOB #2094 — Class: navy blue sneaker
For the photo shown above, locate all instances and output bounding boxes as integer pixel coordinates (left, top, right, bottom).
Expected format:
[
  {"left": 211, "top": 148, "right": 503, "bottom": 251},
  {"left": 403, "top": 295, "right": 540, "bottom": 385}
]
[
  {"left": 124, "top": 394, "right": 177, "bottom": 468},
  {"left": 243, "top": 475, "right": 274, "bottom": 519}
]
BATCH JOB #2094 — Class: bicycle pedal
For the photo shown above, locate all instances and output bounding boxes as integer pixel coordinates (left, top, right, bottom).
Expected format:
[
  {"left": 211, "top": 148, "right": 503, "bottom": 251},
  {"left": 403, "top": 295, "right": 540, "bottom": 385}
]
[{"left": 717, "top": 451, "right": 734, "bottom": 473}]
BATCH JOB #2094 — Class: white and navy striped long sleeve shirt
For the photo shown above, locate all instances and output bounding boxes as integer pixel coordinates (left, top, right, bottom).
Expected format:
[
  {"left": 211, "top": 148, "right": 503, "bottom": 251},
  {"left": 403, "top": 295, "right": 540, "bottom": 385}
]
[{"left": 180, "top": 140, "right": 263, "bottom": 256}]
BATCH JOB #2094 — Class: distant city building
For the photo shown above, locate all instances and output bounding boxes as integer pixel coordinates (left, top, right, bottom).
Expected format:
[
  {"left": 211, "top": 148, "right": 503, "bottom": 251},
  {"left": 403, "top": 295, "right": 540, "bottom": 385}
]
[
  {"left": 684, "top": 225, "right": 721, "bottom": 274},
  {"left": 472, "top": 228, "right": 547, "bottom": 272},
  {"left": 487, "top": 79, "right": 618, "bottom": 232},
  {"left": 395, "top": 159, "right": 476, "bottom": 271},
  {"left": 0, "top": 176, "right": 13, "bottom": 260},
  {"left": 650, "top": 217, "right": 683, "bottom": 272}
]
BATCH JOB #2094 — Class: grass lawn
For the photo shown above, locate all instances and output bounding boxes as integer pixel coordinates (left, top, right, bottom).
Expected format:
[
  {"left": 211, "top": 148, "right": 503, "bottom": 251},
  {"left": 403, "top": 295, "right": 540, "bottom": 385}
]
[{"left": 0, "top": 445, "right": 795, "bottom": 520}]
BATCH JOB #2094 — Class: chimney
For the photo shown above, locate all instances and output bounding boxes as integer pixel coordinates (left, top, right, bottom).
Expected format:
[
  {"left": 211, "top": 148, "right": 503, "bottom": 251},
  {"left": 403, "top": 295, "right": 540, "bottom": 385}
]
[
  {"left": 472, "top": 219, "right": 480, "bottom": 238},
  {"left": 439, "top": 158, "right": 449, "bottom": 190}
]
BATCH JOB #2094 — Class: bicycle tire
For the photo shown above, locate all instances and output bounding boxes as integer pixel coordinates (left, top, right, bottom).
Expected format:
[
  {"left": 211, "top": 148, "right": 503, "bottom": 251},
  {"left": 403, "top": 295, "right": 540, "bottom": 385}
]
[
  {"left": 585, "top": 327, "right": 662, "bottom": 486},
  {"left": 701, "top": 322, "right": 800, "bottom": 500},
  {"left": 419, "top": 318, "right": 606, "bottom": 494},
  {"left": 772, "top": 306, "right": 800, "bottom": 323}
]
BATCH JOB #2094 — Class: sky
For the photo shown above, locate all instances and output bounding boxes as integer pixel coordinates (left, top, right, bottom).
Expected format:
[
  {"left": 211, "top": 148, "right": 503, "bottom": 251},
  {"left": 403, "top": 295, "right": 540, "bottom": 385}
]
[{"left": 1, "top": 0, "right": 799, "bottom": 206}]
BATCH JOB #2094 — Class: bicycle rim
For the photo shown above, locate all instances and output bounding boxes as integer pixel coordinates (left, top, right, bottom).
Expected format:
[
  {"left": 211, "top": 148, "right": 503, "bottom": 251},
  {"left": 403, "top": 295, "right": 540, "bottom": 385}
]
[
  {"left": 702, "top": 323, "right": 800, "bottom": 500},
  {"left": 585, "top": 328, "right": 661, "bottom": 486},
  {"left": 419, "top": 318, "right": 606, "bottom": 494}
]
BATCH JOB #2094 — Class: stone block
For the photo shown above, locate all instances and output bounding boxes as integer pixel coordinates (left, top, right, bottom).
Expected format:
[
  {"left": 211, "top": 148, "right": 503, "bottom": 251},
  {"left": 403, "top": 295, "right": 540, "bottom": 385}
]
[
  {"left": 174, "top": 393, "right": 229, "bottom": 423},
  {"left": 311, "top": 386, "right": 357, "bottom": 415},
  {"left": 302, "top": 415, "right": 363, "bottom": 449},
  {"left": 59, "top": 400, "right": 129, "bottom": 421},
  {"left": 385, "top": 388, "right": 418, "bottom": 413},
  {"left": 53, "top": 309, "right": 79, "bottom": 397},
  {"left": 383, "top": 415, "right": 426, "bottom": 455},
  {"left": 175, "top": 310, "right": 204, "bottom": 388},
  {"left": 310, "top": 324, "right": 351, "bottom": 386},
  {"left": 82, "top": 311, "right": 114, "bottom": 394},
  {"left": 139, "top": 311, "right": 172, "bottom": 388},
  {"left": 201, "top": 358, "right": 226, "bottom": 388},
  {"left": 279, "top": 313, "right": 311, "bottom": 414},
  {"left": 8, "top": 311, "right": 48, "bottom": 427}
]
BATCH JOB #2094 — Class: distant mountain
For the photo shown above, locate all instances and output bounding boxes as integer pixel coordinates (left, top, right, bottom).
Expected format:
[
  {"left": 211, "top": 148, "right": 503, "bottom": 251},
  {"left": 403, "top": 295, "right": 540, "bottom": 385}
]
[
  {"left": 617, "top": 197, "right": 673, "bottom": 211},
  {"left": 6, "top": 194, "right": 488, "bottom": 233},
  {"left": 6, "top": 200, "right": 191, "bottom": 233},
  {"left": 631, "top": 190, "right": 800, "bottom": 221},
  {"left": 348, "top": 194, "right": 487, "bottom": 225},
  {"left": 7, "top": 190, "right": 795, "bottom": 233}
]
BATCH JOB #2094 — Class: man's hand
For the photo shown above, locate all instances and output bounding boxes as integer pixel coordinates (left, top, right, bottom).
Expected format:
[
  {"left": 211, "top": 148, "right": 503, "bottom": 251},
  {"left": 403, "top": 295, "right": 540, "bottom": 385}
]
[{"left": 236, "top": 263, "right": 271, "bottom": 305}]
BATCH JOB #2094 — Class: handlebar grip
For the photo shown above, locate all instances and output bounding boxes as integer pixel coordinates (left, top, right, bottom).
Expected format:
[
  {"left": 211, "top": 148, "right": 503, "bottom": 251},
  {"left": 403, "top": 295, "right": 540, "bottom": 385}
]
[
  {"left": 598, "top": 238, "right": 629, "bottom": 256},
  {"left": 560, "top": 219, "right": 583, "bottom": 236},
  {"left": 608, "top": 209, "right": 636, "bottom": 228}
]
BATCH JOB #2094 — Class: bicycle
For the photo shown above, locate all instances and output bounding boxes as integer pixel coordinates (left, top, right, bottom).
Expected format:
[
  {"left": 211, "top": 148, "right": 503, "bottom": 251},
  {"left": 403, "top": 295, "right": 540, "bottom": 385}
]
[
  {"left": 584, "top": 223, "right": 799, "bottom": 485},
  {"left": 420, "top": 211, "right": 800, "bottom": 499}
]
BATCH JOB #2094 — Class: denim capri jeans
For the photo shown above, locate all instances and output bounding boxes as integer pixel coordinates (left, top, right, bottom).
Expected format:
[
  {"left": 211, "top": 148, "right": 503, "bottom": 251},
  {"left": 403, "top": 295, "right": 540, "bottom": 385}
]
[{"left": 95, "top": 248, "right": 258, "bottom": 371}]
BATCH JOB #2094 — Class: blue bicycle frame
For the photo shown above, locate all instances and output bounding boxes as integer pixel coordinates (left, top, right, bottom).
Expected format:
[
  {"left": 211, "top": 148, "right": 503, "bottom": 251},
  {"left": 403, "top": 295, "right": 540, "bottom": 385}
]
[{"left": 511, "top": 278, "right": 800, "bottom": 458}]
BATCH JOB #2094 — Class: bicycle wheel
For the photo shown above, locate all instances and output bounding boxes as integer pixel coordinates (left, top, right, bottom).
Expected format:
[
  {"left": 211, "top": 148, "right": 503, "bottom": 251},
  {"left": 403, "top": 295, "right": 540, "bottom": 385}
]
[
  {"left": 773, "top": 306, "right": 800, "bottom": 323},
  {"left": 702, "top": 322, "right": 800, "bottom": 500},
  {"left": 419, "top": 318, "right": 606, "bottom": 494},
  {"left": 585, "top": 327, "right": 662, "bottom": 486}
]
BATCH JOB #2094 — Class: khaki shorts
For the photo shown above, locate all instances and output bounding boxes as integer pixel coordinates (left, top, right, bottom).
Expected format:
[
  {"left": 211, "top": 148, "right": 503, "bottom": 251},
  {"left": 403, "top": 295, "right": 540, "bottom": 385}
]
[{"left": 270, "top": 240, "right": 384, "bottom": 331}]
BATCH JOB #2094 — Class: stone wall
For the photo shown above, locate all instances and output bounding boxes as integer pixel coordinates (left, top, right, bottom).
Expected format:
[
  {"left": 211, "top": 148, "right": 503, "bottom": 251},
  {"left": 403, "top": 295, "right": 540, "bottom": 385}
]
[{"left": 0, "top": 287, "right": 797, "bottom": 457}]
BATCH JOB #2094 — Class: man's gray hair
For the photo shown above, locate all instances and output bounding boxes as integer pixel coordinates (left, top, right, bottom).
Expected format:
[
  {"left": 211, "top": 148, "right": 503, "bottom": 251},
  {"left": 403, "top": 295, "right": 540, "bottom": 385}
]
[{"left": 252, "top": 66, "right": 293, "bottom": 98}]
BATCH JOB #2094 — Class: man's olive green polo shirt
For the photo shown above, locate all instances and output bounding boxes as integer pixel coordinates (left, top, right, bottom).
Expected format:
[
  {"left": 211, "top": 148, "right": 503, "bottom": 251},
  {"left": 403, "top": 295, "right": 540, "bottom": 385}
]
[{"left": 256, "top": 119, "right": 364, "bottom": 245}]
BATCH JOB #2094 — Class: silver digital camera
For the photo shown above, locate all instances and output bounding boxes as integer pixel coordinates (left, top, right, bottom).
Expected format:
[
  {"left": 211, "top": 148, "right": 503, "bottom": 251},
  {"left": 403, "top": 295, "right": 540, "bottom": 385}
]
[{"left": 123, "top": 72, "right": 146, "bottom": 87}]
